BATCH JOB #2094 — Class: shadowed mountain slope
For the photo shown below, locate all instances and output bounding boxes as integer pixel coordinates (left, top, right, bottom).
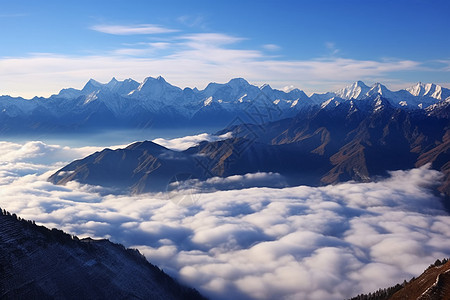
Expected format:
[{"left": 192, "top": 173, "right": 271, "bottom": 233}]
[{"left": 0, "top": 208, "right": 206, "bottom": 300}]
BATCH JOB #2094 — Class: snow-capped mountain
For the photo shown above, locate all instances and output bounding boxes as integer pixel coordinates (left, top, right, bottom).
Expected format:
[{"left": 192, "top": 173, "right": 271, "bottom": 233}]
[
  {"left": 49, "top": 92, "right": 450, "bottom": 197},
  {"left": 336, "top": 80, "right": 371, "bottom": 100},
  {"left": 0, "top": 77, "right": 448, "bottom": 133},
  {"left": 311, "top": 81, "right": 450, "bottom": 109}
]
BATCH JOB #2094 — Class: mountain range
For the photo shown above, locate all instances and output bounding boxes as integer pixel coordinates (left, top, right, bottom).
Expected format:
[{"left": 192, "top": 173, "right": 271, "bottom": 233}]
[
  {"left": 49, "top": 92, "right": 450, "bottom": 199},
  {"left": 0, "top": 208, "right": 205, "bottom": 300},
  {"left": 1, "top": 77, "right": 449, "bottom": 133}
]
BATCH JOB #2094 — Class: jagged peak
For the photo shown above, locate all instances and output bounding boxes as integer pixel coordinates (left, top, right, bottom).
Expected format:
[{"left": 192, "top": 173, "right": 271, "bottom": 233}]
[
  {"left": 141, "top": 76, "right": 168, "bottom": 85},
  {"left": 335, "top": 80, "right": 371, "bottom": 100},
  {"left": 156, "top": 75, "right": 166, "bottom": 82},
  {"left": 106, "top": 77, "right": 119, "bottom": 89},
  {"left": 85, "top": 78, "right": 102, "bottom": 87},
  {"left": 81, "top": 78, "right": 104, "bottom": 93},
  {"left": 406, "top": 82, "right": 442, "bottom": 97},
  {"left": 369, "top": 82, "right": 389, "bottom": 94},
  {"left": 355, "top": 80, "right": 368, "bottom": 87},
  {"left": 339, "top": 80, "right": 369, "bottom": 91}
]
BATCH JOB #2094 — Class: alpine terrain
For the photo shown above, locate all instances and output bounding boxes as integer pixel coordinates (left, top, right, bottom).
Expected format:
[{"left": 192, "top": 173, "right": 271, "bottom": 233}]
[
  {"left": 1, "top": 77, "right": 449, "bottom": 133},
  {"left": 48, "top": 79, "right": 450, "bottom": 199}
]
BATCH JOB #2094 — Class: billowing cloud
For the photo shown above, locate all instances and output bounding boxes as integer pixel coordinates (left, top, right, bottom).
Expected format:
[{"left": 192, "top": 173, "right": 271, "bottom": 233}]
[
  {"left": 152, "top": 132, "right": 232, "bottom": 151},
  {"left": 0, "top": 140, "right": 449, "bottom": 300}
]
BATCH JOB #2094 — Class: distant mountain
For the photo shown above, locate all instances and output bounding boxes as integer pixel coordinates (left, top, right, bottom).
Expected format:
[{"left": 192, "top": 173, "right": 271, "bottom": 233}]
[
  {"left": 0, "top": 208, "right": 205, "bottom": 300},
  {"left": 48, "top": 137, "right": 322, "bottom": 194},
  {"left": 49, "top": 94, "right": 450, "bottom": 198},
  {"left": 349, "top": 258, "right": 450, "bottom": 300},
  {"left": 1, "top": 77, "right": 449, "bottom": 133},
  {"left": 225, "top": 94, "right": 450, "bottom": 197}
]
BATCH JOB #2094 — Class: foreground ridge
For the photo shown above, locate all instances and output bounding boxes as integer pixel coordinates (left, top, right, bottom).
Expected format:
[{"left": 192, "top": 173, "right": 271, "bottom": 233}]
[{"left": 0, "top": 207, "right": 206, "bottom": 300}]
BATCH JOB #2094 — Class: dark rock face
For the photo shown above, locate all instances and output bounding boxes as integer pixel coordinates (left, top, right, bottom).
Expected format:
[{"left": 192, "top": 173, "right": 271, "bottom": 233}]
[{"left": 0, "top": 209, "right": 206, "bottom": 300}]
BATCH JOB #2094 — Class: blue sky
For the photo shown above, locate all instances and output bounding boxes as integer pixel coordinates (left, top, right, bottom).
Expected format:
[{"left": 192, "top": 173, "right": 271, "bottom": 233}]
[{"left": 1, "top": 0, "right": 449, "bottom": 98}]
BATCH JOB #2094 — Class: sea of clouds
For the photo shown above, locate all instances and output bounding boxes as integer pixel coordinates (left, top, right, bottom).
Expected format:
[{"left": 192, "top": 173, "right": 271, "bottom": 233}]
[{"left": 1, "top": 137, "right": 450, "bottom": 300}]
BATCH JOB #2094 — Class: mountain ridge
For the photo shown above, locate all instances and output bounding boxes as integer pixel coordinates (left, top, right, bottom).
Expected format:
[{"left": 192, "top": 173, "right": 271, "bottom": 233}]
[{"left": 1, "top": 77, "right": 449, "bottom": 133}]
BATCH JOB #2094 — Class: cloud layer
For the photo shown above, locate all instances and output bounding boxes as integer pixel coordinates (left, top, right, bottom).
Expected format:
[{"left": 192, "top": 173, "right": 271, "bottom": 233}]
[{"left": 0, "top": 140, "right": 449, "bottom": 300}]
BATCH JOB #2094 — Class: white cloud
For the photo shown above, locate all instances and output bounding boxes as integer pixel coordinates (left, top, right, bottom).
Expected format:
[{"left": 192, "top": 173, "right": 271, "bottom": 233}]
[
  {"left": 91, "top": 24, "right": 177, "bottom": 35},
  {"left": 152, "top": 132, "right": 232, "bottom": 151},
  {"left": 0, "top": 140, "right": 449, "bottom": 300},
  {"left": 1, "top": 29, "right": 438, "bottom": 98}
]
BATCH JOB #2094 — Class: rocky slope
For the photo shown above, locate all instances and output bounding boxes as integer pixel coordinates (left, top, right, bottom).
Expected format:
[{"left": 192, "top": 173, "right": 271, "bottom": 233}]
[
  {"left": 0, "top": 208, "right": 205, "bottom": 300},
  {"left": 350, "top": 259, "right": 450, "bottom": 300}
]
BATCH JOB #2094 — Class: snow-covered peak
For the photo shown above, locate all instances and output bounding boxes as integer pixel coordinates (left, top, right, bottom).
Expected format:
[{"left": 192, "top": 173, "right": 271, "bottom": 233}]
[
  {"left": 81, "top": 79, "right": 103, "bottom": 94},
  {"left": 136, "top": 76, "right": 170, "bottom": 92},
  {"left": 366, "top": 82, "right": 395, "bottom": 99},
  {"left": 106, "top": 77, "right": 119, "bottom": 88},
  {"left": 370, "top": 82, "right": 388, "bottom": 94},
  {"left": 406, "top": 82, "right": 445, "bottom": 99},
  {"left": 335, "top": 81, "right": 370, "bottom": 100},
  {"left": 128, "top": 76, "right": 182, "bottom": 105}
]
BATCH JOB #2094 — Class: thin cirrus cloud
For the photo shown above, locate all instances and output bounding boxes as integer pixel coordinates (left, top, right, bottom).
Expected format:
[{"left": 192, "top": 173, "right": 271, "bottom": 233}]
[
  {"left": 0, "top": 139, "right": 449, "bottom": 300},
  {"left": 91, "top": 24, "right": 178, "bottom": 35},
  {"left": 263, "top": 44, "right": 281, "bottom": 51},
  {"left": 0, "top": 51, "right": 424, "bottom": 99}
]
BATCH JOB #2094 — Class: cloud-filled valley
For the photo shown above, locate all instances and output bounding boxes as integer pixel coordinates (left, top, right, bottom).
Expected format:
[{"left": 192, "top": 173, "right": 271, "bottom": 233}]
[{"left": 1, "top": 139, "right": 450, "bottom": 300}]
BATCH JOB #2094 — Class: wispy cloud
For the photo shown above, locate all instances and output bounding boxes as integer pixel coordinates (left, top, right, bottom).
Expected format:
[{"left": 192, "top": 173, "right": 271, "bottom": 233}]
[
  {"left": 0, "top": 50, "right": 429, "bottom": 98},
  {"left": 91, "top": 24, "right": 178, "bottom": 35},
  {"left": 263, "top": 44, "right": 281, "bottom": 51},
  {"left": 0, "top": 29, "right": 447, "bottom": 98},
  {"left": 177, "top": 15, "right": 207, "bottom": 29},
  {"left": 325, "top": 42, "right": 340, "bottom": 56},
  {"left": 180, "top": 33, "right": 244, "bottom": 45}
]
